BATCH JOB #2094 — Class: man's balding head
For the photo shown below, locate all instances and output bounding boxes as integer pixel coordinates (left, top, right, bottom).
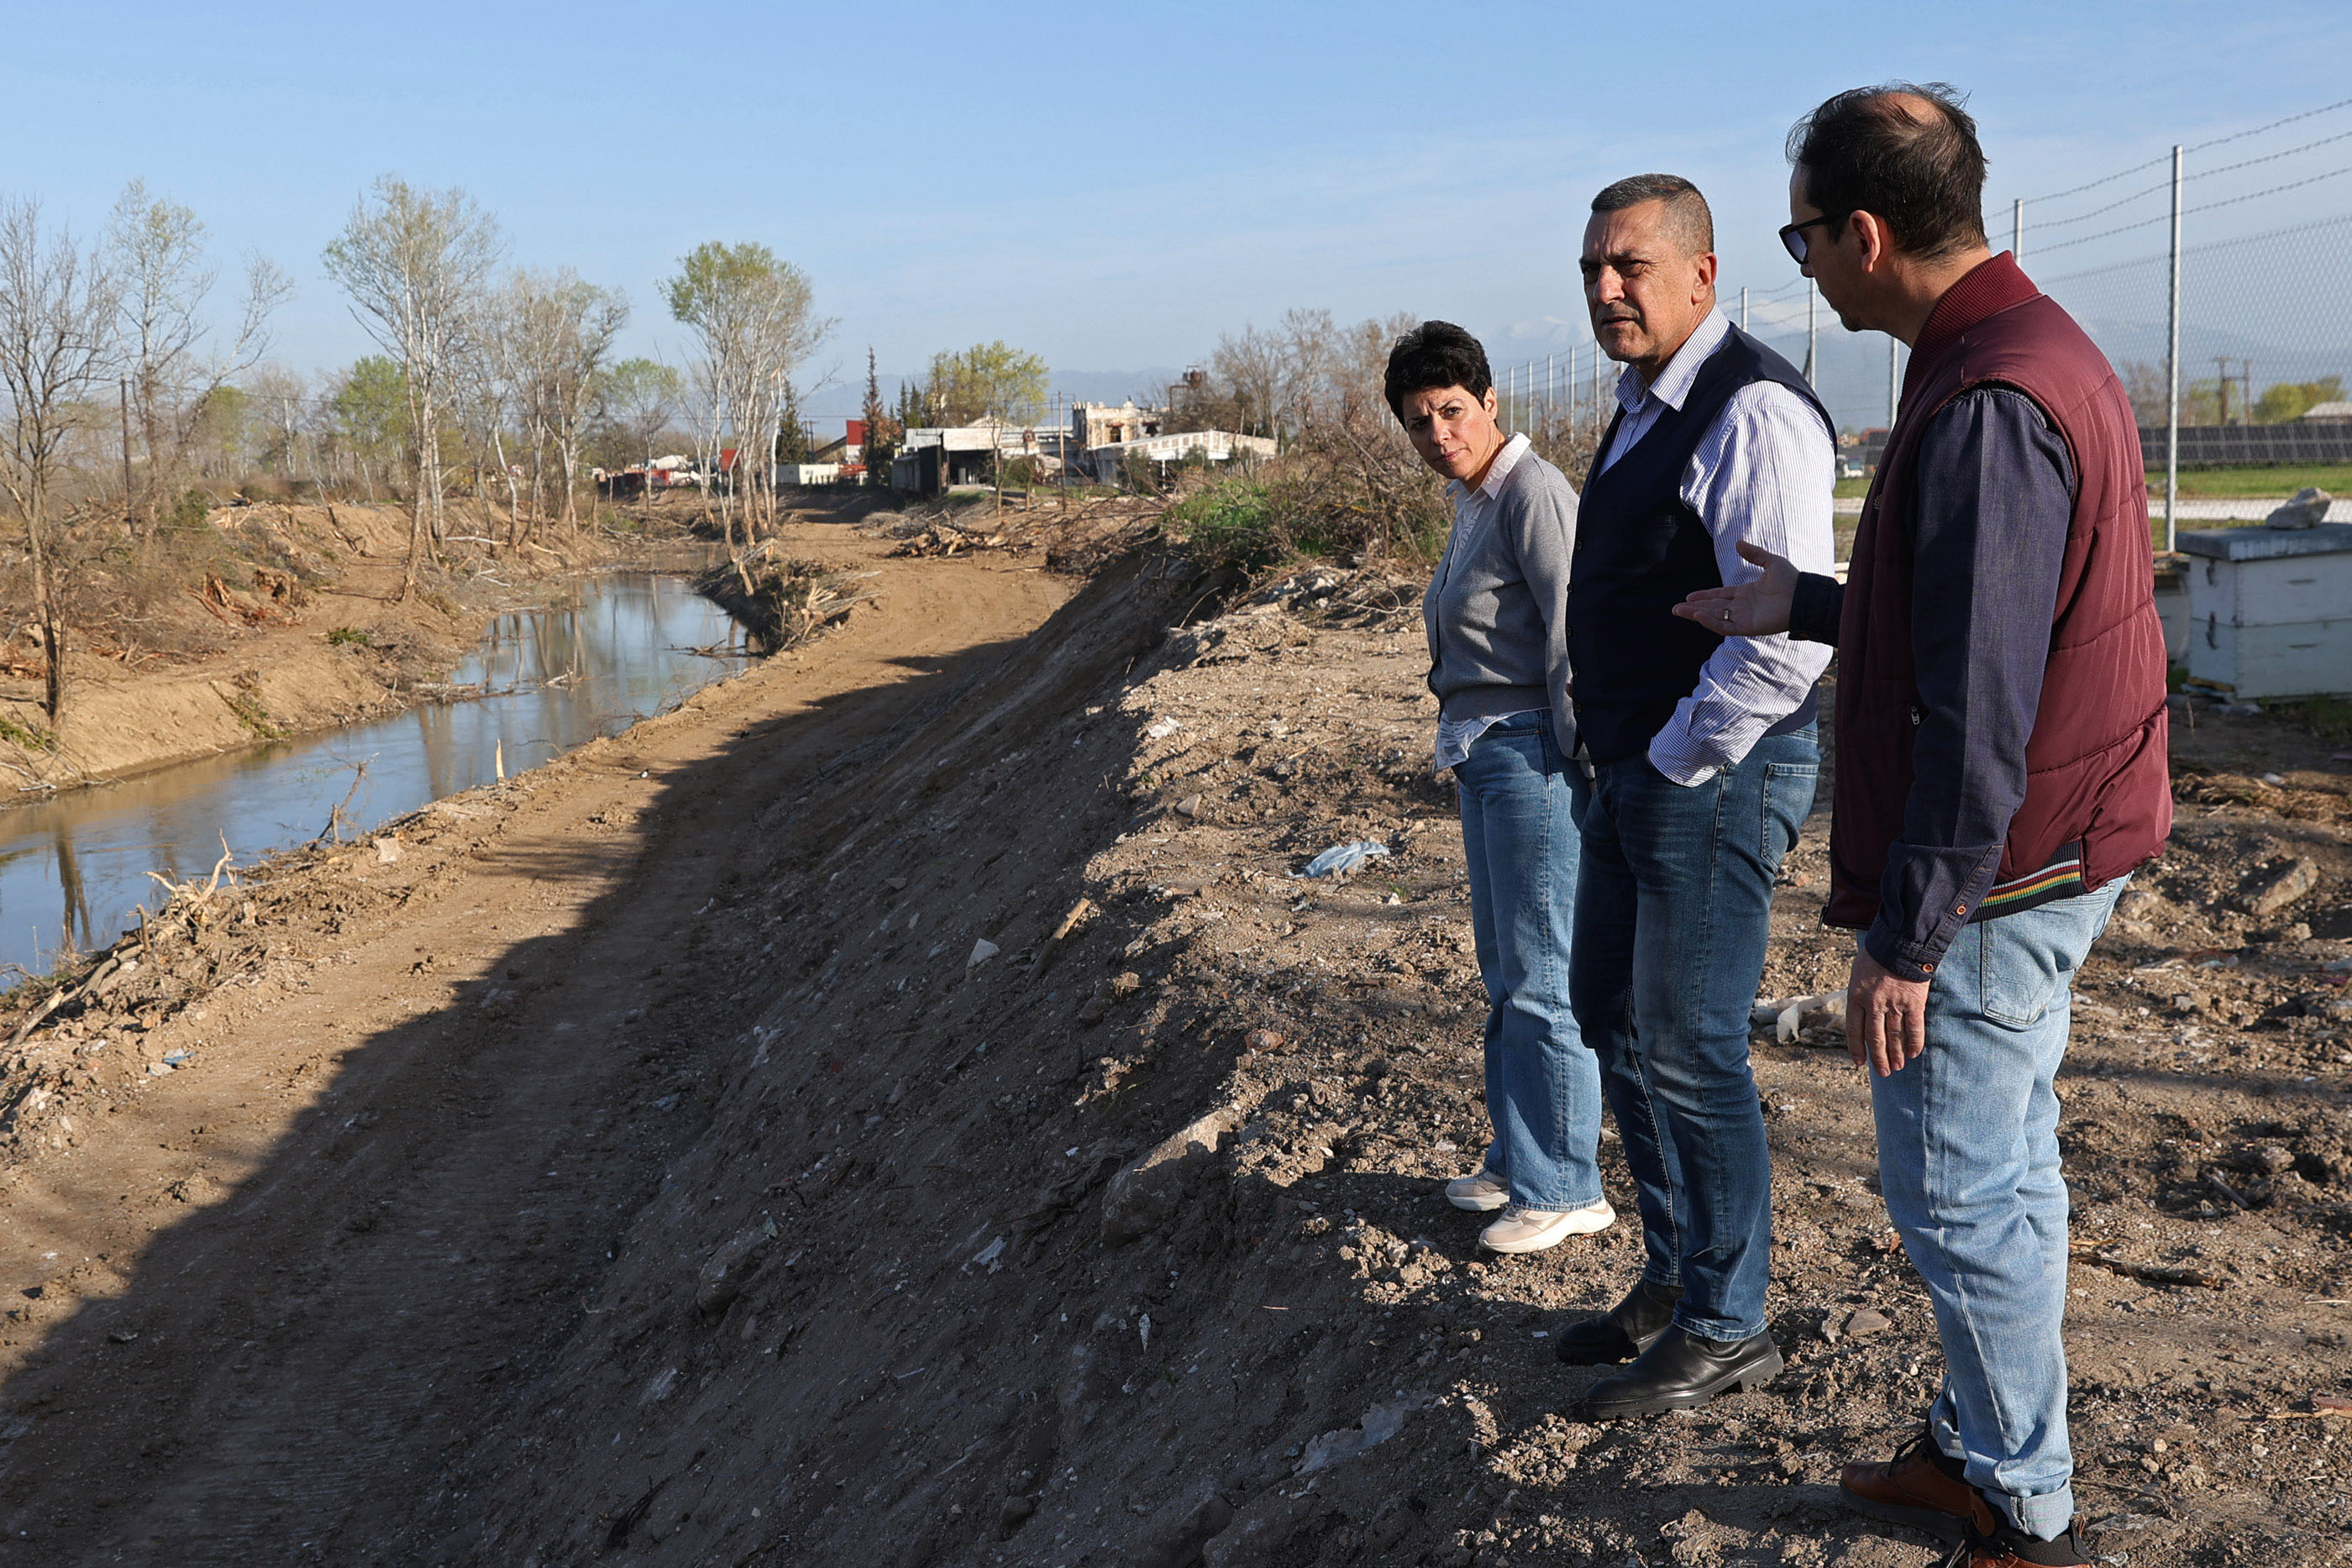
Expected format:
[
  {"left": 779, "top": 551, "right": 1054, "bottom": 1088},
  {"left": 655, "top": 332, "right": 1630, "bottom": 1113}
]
[
  {"left": 1786, "top": 82, "right": 1987, "bottom": 260},
  {"left": 1590, "top": 173, "right": 1715, "bottom": 260}
]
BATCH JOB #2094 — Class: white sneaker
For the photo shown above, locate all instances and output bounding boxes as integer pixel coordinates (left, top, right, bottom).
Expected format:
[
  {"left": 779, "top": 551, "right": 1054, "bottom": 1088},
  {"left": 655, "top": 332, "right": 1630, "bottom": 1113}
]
[
  {"left": 1445, "top": 1171, "right": 1510, "bottom": 1212},
  {"left": 1480, "top": 1198, "right": 1615, "bottom": 1254}
]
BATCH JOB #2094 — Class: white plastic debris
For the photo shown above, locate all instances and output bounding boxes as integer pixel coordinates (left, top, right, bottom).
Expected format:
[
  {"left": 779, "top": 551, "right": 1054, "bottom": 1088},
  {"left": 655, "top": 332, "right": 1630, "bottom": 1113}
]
[
  {"left": 1297, "top": 841, "right": 1391, "bottom": 879},
  {"left": 1144, "top": 716, "right": 1182, "bottom": 740},
  {"left": 1296, "top": 1398, "right": 1415, "bottom": 1474},
  {"left": 966, "top": 937, "right": 1000, "bottom": 974},
  {"left": 969, "top": 1237, "right": 1007, "bottom": 1272},
  {"left": 1767, "top": 990, "right": 1847, "bottom": 1043}
]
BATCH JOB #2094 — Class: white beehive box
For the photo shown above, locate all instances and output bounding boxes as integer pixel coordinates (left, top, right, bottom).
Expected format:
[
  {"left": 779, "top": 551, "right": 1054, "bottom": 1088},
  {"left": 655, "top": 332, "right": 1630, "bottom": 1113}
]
[{"left": 2178, "top": 523, "right": 2352, "bottom": 699}]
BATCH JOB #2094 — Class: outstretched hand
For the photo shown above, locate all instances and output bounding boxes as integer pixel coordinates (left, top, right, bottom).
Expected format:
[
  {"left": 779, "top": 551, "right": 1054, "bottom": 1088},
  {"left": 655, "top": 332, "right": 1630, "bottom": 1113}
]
[{"left": 1672, "top": 540, "right": 1799, "bottom": 637}]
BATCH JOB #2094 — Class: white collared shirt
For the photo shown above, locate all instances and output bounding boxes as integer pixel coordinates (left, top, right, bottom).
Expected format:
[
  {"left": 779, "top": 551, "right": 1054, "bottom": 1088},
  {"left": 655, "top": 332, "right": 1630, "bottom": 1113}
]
[{"left": 1598, "top": 309, "right": 1835, "bottom": 784}]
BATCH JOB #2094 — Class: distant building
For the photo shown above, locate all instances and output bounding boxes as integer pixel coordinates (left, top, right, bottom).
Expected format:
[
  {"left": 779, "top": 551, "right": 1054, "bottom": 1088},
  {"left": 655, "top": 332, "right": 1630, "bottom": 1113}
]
[
  {"left": 2301, "top": 400, "right": 2352, "bottom": 422},
  {"left": 1085, "top": 429, "right": 1275, "bottom": 484},
  {"left": 890, "top": 423, "right": 1067, "bottom": 495},
  {"left": 780, "top": 463, "right": 842, "bottom": 486},
  {"left": 810, "top": 419, "right": 869, "bottom": 480},
  {"left": 1072, "top": 400, "right": 1163, "bottom": 449}
]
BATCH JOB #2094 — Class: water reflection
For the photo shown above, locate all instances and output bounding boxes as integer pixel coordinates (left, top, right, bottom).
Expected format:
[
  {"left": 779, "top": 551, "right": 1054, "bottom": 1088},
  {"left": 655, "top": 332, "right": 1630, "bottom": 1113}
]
[{"left": 0, "top": 573, "right": 752, "bottom": 978}]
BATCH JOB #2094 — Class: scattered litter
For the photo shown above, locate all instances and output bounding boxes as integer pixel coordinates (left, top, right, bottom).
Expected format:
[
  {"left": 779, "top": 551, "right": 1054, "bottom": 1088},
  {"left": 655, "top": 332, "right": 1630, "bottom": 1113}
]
[
  {"left": 969, "top": 1237, "right": 1007, "bottom": 1273},
  {"left": 1296, "top": 842, "right": 1390, "bottom": 879},
  {"left": 373, "top": 836, "right": 403, "bottom": 864},
  {"left": 1296, "top": 1397, "right": 1417, "bottom": 1474},
  {"left": 108, "top": 1330, "right": 138, "bottom": 1344},
  {"left": 966, "top": 937, "right": 1000, "bottom": 974},
  {"left": 162, "top": 1050, "right": 192, "bottom": 1066},
  {"left": 1144, "top": 716, "right": 1182, "bottom": 740},
  {"left": 1138, "top": 1313, "right": 1152, "bottom": 1349},
  {"left": 1754, "top": 990, "right": 1845, "bottom": 1043},
  {"left": 2260, "top": 772, "right": 2287, "bottom": 786},
  {"left": 1244, "top": 1028, "right": 1285, "bottom": 1052}
]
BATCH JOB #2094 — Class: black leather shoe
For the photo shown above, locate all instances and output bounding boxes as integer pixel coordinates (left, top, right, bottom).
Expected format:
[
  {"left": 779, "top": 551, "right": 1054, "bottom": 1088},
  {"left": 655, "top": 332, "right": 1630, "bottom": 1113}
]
[
  {"left": 1554, "top": 1277, "right": 1683, "bottom": 1366},
  {"left": 1580, "top": 1324, "right": 1783, "bottom": 1419}
]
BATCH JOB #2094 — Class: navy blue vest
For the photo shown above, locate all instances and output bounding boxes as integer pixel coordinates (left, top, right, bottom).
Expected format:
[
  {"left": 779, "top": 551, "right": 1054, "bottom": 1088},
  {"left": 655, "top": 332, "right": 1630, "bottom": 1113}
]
[{"left": 1569, "top": 326, "right": 1830, "bottom": 768}]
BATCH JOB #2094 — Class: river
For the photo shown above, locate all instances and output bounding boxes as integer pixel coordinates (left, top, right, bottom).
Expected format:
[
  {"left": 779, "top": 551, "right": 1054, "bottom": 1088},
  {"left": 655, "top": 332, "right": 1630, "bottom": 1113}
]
[{"left": 0, "top": 572, "right": 753, "bottom": 979}]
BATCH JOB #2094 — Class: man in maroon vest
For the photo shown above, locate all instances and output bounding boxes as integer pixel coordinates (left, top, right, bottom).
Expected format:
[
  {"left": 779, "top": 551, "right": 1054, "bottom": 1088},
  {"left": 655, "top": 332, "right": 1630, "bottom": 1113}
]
[{"left": 1676, "top": 84, "right": 2170, "bottom": 1568}]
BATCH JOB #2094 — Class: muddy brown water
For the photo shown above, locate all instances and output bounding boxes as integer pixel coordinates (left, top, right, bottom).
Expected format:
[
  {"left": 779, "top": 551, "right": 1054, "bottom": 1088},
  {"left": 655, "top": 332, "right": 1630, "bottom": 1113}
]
[{"left": 0, "top": 572, "right": 751, "bottom": 978}]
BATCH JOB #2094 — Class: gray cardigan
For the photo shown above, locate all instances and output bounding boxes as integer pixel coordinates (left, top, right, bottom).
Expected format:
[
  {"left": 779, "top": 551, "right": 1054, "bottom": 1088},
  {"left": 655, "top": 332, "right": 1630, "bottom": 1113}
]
[{"left": 1420, "top": 443, "right": 1580, "bottom": 753}]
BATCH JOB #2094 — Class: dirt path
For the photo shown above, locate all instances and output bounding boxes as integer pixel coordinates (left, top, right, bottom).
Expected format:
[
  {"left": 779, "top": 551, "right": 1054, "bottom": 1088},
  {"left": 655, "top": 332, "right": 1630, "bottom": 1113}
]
[{"left": 0, "top": 522, "right": 1073, "bottom": 1564}]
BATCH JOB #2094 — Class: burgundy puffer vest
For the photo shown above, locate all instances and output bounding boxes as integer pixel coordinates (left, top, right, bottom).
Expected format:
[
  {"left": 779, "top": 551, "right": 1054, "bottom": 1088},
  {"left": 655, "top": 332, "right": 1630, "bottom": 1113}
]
[{"left": 1827, "top": 254, "right": 2171, "bottom": 930}]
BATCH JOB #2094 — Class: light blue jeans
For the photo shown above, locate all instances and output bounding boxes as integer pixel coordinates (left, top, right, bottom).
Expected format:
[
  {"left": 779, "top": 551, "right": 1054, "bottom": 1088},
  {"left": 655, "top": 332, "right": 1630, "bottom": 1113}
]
[
  {"left": 1871, "top": 876, "right": 2126, "bottom": 1540},
  {"left": 1455, "top": 712, "right": 1603, "bottom": 1212}
]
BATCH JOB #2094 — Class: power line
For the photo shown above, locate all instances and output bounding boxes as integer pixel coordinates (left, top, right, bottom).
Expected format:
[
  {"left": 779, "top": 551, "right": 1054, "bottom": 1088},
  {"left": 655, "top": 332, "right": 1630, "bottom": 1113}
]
[
  {"left": 2002, "top": 94, "right": 2352, "bottom": 209},
  {"left": 2027, "top": 126, "right": 2352, "bottom": 232},
  {"left": 2025, "top": 161, "right": 2352, "bottom": 256}
]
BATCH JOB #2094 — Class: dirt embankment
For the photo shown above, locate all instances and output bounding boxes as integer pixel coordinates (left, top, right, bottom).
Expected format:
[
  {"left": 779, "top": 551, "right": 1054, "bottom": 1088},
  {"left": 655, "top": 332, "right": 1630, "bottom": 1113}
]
[
  {"left": 0, "top": 500, "right": 717, "bottom": 794},
  {"left": 0, "top": 526, "right": 2348, "bottom": 1566}
]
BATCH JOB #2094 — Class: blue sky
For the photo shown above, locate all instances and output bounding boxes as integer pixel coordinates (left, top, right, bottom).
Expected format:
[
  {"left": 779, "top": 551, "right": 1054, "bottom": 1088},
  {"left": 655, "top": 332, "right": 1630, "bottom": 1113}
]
[{"left": 6, "top": 2, "right": 2349, "bottom": 428}]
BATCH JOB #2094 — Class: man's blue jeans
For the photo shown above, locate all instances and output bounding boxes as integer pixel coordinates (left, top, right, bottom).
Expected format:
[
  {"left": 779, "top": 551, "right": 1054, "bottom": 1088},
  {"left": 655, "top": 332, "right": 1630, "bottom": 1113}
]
[
  {"left": 1455, "top": 713, "right": 1604, "bottom": 1212},
  {"left": 1570, "top": 729, "right": 1818, "bottom": 1341},
  {"left": 1872, "top": 876, "right": 2125, "bottom": 1540}
]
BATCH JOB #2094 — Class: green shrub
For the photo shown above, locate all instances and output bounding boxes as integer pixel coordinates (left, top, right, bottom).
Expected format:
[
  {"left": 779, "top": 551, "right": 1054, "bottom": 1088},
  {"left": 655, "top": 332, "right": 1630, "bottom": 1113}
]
[
  {"left": 162, "top": 487, "right": 213, "bottom": 533},
  {"left": 1168, "top": 479, "right": 1283, "bottom": 572},
  {"left": 326, "top": 626, "right": 373, "bottom": 648},
  {"left": 0, "top": 714, "right": 55, "bottom": 753}
]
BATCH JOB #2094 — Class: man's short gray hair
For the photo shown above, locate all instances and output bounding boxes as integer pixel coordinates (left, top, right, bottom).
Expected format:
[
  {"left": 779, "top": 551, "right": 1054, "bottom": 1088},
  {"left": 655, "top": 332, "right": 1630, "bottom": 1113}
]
[{"left": 1590, "top": 173, "right": 1715, "bottom": 257}]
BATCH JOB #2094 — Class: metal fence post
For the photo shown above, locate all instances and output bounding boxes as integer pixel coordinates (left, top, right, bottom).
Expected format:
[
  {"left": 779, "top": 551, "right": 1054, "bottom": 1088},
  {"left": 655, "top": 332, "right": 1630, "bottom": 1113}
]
[
  {"left": 2165, "top": 144, "right": 2183, "bottom": 554},
  {"left": 1804, "top": 281, "right": 1818, "bottom": 386},
  {"left": 1887, "top": 337, "right": 1899, "bottom": 426},
  {"left": 1740, "top": 286, "right": 1749, "bottom": 333},
  {"left": 2012, "top": 197, "right": 2024, "bottom": 260}
]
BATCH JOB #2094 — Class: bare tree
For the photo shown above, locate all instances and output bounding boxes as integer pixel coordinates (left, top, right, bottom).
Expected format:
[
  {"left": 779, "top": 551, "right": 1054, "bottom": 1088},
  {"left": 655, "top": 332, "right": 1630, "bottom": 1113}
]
[
  {"left": 107, "top": 180, "right": 291, "bottom": 534},
  {"left": 507, "top": 269, "right": 626, "bottom": 532},
  {"left": 596, "top": 357, "right": 681, "bottom": 478},
  {"left": 0, "top": 199, "right": 118, "bottom": 725},
  {"left": 322, "top": 177, "right": 503, "bottom": 596},
  {"left": 663, "top": 242, "right": 830, "bottom": 564}
]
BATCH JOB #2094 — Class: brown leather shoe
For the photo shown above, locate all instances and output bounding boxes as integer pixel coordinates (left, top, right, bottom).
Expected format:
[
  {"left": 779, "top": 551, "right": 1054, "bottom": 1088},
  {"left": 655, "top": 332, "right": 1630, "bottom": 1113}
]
[
  {"left": 1839, "top": 1430, "right": 1998, "bottom": 1542},
  {"left": 1948, "top": 1520, "right": 2090, "bottom": 1566}
]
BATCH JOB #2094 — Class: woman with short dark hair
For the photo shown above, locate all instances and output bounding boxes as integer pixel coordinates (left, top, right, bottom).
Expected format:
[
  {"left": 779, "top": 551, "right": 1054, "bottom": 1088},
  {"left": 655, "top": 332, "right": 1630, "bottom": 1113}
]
[{"left": 1389, "top": 321, "right": 1611, "bottom": 1255}]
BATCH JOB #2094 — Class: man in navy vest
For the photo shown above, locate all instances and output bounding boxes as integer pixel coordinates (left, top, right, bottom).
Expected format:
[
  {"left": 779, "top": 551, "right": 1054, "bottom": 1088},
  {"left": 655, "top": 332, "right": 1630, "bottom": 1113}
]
[{"left": 1549, "top": 175, "right": 1835, "bottom": 1419}]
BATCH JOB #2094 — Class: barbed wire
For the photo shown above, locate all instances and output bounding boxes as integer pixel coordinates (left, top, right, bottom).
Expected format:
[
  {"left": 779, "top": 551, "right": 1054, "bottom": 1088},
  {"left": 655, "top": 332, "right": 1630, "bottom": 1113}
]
[
  {"left": 2027, "top": 126, "right": 2352, "bottom": 233},
  {"left": 1998, "top": 94, "right": 2352, "bottom": 211},
  {"left": 2026, "top": 162, "right": 2352, "bottom": 255}
]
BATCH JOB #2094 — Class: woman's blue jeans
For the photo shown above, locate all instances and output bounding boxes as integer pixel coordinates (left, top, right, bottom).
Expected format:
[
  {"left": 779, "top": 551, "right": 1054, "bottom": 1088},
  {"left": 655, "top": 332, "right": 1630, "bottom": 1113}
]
[
  {"left": 1570, "top": 729, "right": 1818, "bottom": 1341},
  {"left": 1872, "top": 876, "right": 2126, "bottom": 1540},
  {"left": 1454, "top": 713, "right": 1603, "bottom": 1212}
]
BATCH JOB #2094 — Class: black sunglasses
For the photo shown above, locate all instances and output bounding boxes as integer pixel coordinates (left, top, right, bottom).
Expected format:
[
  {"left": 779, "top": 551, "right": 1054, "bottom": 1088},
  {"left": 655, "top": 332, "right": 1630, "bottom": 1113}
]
[{"left": 1778, "top": 211, "right": 1854, "bottom": 265}]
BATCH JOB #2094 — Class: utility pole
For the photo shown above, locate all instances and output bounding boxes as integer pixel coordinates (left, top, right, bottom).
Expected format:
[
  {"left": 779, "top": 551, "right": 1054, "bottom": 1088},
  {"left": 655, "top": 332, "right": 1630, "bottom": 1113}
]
[
  {"left": 118, "top": 378, "right": 135, "bottom": 537},
  {"left": 1740, "top": 286, "right": 1749, "bottom": 333},
  {"left": 2012, "top": 198, "right": 2024, "bottom": 260},
  {"left": 2163, "top": 144, "right": 2183, "bottom": 554},
  {"left": 1804, "top": 281, "right": 1819, "bottom": 386},
  {"left": 2244, "top": 360, "right": 2255, "bottom": 427},
  {"left": 2214, "top": 355, "right": 2233, "bottom": 427}
]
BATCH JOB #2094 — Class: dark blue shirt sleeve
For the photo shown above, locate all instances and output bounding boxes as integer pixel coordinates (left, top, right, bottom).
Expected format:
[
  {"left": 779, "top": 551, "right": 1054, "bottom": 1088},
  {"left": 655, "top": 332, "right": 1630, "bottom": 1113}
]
[
  {"left": 1864, "top": 388, "right": 2075, "bottom": 980},
  {"left": 1789, "top": 572, "right": 1842, "bottom": 644}
]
